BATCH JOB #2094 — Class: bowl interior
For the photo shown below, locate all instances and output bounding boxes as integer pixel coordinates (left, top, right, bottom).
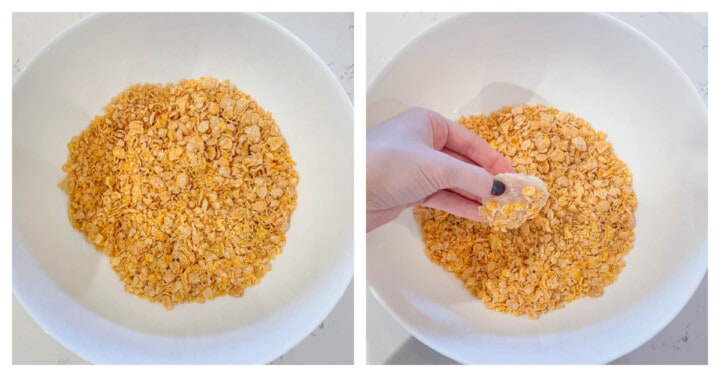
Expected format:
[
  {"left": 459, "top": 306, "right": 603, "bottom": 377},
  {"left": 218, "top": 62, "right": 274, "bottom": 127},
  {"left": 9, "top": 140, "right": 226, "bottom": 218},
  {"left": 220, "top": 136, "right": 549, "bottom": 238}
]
[
  {"left": 367, "top": 12, "right": 707, "bottom": 364},
  {"left": 13, "top": 13, "right": 353, "bottom": 363}
]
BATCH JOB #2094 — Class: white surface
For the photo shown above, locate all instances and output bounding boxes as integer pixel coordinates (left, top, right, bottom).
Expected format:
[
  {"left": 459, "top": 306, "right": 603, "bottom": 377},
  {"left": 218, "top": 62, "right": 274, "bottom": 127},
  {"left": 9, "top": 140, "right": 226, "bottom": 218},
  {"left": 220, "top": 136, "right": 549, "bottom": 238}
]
[
  {"left": 13, "top": 12, "right": 354, "bottom": 365},
  {"left": 367, "top": 12, "right": 707, "bottom": 364}
]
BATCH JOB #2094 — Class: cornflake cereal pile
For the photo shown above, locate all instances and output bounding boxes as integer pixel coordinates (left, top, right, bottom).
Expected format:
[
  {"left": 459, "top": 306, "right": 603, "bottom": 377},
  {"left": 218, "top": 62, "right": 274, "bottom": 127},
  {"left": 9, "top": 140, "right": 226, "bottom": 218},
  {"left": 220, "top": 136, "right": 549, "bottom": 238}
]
[
  {"left": 478, "top": 173, "right": 550, "bottom": 232},
  {"left": 414, "top": 104, "right": 637, "bottom": 319},
  {"left": 60, "top": 77, "right": 298, "bottom": 309}
]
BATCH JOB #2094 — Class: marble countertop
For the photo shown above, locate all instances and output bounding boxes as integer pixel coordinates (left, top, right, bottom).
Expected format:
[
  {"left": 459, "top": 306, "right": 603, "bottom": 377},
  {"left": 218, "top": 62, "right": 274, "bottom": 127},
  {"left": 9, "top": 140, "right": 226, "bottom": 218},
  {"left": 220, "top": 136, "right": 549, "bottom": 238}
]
[
  {"left": 12, "top": 12, "right": 354, "bottom": 365},
  {"left": 366, "top": 12, "right": 707, "bottom": 365}
]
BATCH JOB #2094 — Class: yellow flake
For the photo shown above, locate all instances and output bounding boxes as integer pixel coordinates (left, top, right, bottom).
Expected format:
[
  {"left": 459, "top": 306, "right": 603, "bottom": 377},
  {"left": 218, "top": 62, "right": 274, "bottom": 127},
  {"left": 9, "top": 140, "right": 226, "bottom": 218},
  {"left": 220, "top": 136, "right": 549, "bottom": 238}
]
[
  {"left": 60, "top": 78, "right": 299, "bottom": 309},
  {"left": 415, "top": 104, "right": 637, "bottom": 319}
]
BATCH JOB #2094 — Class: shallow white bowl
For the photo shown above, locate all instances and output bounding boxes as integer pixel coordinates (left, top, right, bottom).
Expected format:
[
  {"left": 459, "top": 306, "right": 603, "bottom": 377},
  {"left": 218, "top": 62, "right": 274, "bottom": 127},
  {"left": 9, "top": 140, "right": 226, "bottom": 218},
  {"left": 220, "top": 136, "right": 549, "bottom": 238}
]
[
  {"left": 367, "top": 13, "right": 706, "bottom": 364},
  {"left": 13, "top": 13, "right": 353, "bottom": 364}
]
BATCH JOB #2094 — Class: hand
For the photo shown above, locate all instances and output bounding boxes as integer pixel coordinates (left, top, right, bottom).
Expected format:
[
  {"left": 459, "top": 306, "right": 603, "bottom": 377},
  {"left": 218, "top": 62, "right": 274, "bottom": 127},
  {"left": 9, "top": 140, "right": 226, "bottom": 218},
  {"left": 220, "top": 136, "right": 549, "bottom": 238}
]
[{"left": 366, "top": 107, "right": 514, "bottom": 232}]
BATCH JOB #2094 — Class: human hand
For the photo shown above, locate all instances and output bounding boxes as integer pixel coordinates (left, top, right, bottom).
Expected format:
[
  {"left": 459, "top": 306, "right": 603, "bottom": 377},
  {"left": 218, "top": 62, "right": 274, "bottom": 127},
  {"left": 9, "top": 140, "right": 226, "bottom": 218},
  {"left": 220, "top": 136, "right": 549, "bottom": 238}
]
[{"left": 366, "top": 107, "right": 514, "bottom": 232}]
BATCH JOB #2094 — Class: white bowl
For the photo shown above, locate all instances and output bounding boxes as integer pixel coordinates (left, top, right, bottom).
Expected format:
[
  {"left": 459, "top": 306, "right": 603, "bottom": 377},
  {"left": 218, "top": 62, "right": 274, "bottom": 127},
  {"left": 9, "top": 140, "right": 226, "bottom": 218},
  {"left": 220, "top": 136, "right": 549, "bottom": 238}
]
[
  {"left": 367, "top": 13, "right": 707, "bottom": 364},
  {"left": 13, "top": 13, "right": 353, "bottom": 364}
]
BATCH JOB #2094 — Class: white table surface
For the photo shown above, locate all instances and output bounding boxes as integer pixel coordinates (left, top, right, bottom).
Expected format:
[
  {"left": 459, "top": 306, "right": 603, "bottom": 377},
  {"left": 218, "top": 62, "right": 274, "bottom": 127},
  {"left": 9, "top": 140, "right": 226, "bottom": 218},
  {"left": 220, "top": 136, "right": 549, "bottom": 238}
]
[
  {"left": 12, "top": 12, "right": 354, "bottom": 365},
  {"left": 366, "top": 12, "right": 708, "bottom": 365}
]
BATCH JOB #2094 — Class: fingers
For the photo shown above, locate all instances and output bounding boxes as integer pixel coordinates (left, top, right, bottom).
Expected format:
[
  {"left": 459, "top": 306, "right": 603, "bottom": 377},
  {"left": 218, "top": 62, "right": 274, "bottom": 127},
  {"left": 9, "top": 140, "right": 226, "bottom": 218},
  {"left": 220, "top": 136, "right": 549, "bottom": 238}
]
[
  {"left": 425, "top": 109, "right": 514, "bottom": 175},
  {"left": 444, "top": 121, "right": 514, "bottom": 175},
  {"left": 440, "top": 147, "right": 474, "bottom": 165},
  {"left": 434, "top": 152, "right": 497, "bottom": 198},
  {"left": 421, "top": 190, "right": 486, "bottom": 222}
]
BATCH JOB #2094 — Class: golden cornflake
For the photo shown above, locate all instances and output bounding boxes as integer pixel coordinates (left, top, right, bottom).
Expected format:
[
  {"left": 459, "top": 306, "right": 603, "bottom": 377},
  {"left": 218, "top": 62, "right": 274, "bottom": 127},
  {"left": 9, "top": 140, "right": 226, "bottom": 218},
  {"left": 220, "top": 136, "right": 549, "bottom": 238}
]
[
  {"left": 414, "top": 104, "right": 637, "bottom": 319},
  {"left": 478, "top": 173, "right": 549, "bottom": 232},
  {"left": 60, "top": 77, "right": 299, "bottom": 309}
]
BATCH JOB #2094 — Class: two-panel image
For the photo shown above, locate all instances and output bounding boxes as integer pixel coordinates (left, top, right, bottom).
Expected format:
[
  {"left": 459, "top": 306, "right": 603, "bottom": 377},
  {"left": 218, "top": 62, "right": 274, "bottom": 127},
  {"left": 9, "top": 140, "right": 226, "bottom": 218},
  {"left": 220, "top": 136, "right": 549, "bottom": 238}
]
[{"left": 12, "top": 12, "right": 707, "bottom": 365}]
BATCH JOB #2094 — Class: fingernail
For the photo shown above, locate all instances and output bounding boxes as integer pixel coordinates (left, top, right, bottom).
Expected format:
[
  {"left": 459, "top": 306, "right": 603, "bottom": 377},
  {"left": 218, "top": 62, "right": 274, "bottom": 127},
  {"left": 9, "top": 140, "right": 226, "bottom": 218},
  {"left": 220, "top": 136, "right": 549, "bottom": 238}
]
[{"left": 491, "top": 179, "right": 505, "bottom": 196}]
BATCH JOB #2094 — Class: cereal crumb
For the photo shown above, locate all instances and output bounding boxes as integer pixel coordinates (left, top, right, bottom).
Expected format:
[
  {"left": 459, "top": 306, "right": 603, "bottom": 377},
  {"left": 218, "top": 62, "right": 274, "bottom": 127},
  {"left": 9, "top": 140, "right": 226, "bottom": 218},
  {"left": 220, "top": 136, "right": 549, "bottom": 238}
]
[
  {"left": 478, "top": 173, "right": 549, "bottom": 231},
  {"left": 60, "top": 78, "right": 299, "bottom": 309},
  {"left": 414, "top": 104, "right": 637, "bottom": 318}
]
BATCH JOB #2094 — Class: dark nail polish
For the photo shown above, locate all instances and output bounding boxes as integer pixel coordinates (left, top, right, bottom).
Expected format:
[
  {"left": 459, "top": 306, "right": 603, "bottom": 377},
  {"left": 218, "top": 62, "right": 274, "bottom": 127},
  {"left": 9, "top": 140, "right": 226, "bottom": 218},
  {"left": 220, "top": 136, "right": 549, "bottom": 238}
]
[{"left": 491, "top": 179, "right": 505, "bottom": 196}]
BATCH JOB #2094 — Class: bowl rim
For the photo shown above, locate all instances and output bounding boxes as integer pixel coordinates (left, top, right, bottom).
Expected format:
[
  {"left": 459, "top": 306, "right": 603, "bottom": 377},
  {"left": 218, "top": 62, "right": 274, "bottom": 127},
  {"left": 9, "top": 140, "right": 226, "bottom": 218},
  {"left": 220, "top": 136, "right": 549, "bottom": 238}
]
[{"left": 367, "top": 12, "right": 707, "bottom": 116}]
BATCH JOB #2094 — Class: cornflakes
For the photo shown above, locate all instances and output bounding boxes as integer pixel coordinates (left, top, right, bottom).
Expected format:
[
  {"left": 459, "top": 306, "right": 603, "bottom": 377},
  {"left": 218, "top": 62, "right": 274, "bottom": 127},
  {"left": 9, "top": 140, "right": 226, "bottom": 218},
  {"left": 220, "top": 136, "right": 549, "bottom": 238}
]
[
  {"left": 414, "top": 104, "right": 637, "bottom": 318},
  {"left": 59, "top": 78, "right": 298, "bottom": 309},
  {"left": 479, "top": 173, "right": 549, "bottom": 231}
]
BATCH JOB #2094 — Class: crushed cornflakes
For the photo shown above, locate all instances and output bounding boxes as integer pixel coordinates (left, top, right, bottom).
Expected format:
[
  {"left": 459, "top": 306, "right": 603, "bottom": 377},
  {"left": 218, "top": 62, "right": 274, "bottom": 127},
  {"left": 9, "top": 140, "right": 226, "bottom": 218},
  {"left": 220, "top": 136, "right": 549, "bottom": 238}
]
[
  {"left": 478, "top": 173, "right": 549, "bottom": 231},
  {"left": 59, "top": 77, "right": 298, "bottom": 309},
  {"left": 414, "top": 104, "right": 637, "bottom": 319}
]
